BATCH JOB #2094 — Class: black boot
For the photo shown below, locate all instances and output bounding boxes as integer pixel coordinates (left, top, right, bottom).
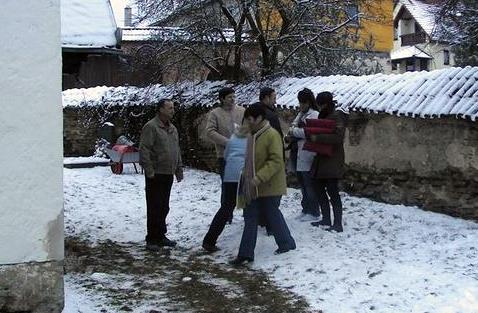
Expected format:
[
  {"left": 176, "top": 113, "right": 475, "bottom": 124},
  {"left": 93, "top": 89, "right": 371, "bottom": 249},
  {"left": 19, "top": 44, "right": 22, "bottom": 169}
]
[
  {"left": 202, "top": 242, "right": 220, "bottom": 253},
  {"left": 326, "top": 224, "right": 343, "bottom": 233},
  {"left": 311, "top": 219, "right": 331, "bottom": 227},
  {"left": 229, "top": 256, "right": 253, "bottom": 266}
]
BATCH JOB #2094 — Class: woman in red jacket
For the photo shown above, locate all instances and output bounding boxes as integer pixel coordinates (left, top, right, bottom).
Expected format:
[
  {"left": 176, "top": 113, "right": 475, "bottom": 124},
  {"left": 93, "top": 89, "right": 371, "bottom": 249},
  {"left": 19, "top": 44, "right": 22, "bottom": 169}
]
[{"left": 309, "top": 92, "right": 347, "bottom": 232}]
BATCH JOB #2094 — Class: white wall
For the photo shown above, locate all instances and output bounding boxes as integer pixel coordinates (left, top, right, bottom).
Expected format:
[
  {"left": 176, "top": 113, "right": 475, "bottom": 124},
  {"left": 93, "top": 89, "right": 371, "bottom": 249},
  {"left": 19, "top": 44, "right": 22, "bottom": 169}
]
[
  {"left": 0, "top": 0, "right": 63, "bottom": 264},
  {"left": 424, "top": 43, "right": 455, "bottom": 70}
]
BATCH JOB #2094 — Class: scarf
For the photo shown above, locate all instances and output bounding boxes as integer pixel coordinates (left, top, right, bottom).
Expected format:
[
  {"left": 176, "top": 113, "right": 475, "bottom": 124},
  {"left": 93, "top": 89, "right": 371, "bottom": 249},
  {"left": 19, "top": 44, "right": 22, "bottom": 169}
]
[{"left": 240, "top": 120, "right": 271, "bottom": 205}]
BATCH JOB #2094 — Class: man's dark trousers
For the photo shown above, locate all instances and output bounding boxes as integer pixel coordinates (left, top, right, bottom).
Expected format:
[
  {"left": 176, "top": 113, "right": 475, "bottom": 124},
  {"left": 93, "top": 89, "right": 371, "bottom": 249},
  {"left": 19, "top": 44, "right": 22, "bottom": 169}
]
[
  {"left": 218, "top": 157, "right": 225, "bottom": 200},
  {"left": 145, "top": 174, "right": 174, "bottom": 244}
]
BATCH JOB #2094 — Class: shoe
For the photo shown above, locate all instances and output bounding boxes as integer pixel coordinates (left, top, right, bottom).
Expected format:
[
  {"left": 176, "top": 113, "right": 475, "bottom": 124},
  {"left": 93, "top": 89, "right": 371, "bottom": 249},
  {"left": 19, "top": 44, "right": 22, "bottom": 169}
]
[
  {"left": 274, "top": 246, "right": 296, "bottom": 255},
  {"left": 146, "top": 243, "right": 162, "bottom": 251},
  {"left": 311, "top": 220, "right": 332, "bottom": 227},
  {"left": 202, "top": 243, "right": 220, "bottom": 253},
  {"left": 326, "top": 225, "right": 343, "bottom": 233},
  {"left": 298, "top": 214, "right": 320, "bottom": 222},
  {"left": 228, "top": 256, "right": 253, "bottom": 266},
  {"left": 158, "top": 237, "right": 177, "bottom": 247}
]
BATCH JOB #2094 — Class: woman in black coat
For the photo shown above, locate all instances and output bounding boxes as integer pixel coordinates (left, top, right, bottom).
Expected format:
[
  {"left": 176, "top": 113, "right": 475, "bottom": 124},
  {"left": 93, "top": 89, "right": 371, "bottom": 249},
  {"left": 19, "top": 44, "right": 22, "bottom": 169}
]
[{"left": 309, "top": 91, "right": 347, "bottom": 232}]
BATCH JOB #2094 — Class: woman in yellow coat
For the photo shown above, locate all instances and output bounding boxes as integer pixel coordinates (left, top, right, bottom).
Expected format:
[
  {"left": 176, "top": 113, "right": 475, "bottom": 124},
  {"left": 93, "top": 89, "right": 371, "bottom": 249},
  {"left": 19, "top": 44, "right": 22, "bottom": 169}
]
[{"left": 230, "top": 105, "right": 296, "bottom": 265}]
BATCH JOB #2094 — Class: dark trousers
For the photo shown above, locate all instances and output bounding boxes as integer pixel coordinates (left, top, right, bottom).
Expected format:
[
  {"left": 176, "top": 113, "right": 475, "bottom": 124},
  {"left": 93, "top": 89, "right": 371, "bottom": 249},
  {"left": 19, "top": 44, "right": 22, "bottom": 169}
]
[
  {"left": 238, "top": 196, "right": 296, "bottom": 259},
  {"left": 316, "top": 179, "right": 343, "bottom": 227},
  {"left": 217, "top": 158, "right": 226, "bottom": 206},
  {"left": 145, "top": 174, "right": 174, "bottom": 244},
  {"left": 296, "top": 171, "right": 321, "bottom": 216},
  {"left": 203, "top": 182, "right": 238, "bottom": 246}
]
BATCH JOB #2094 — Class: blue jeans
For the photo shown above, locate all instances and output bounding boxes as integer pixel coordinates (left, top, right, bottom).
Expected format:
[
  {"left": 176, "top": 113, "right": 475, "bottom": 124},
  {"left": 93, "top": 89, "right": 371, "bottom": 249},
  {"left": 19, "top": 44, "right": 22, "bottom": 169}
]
[
  {"left": 238, "top": 196, "right": 296, "bottom": 259},
  {"left": 296, "top": 171, "right": 321, "bottom": 216}
]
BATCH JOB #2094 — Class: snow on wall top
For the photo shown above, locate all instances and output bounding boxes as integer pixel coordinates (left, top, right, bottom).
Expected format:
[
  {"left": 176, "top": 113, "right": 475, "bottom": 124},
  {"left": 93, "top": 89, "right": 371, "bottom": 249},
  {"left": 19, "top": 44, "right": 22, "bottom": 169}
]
[
  {"left": 61, "top": 0, "right": 118, "bottom": 47},
  {"left": 62, "top": 67, "right": 478, "bottom": 121}
]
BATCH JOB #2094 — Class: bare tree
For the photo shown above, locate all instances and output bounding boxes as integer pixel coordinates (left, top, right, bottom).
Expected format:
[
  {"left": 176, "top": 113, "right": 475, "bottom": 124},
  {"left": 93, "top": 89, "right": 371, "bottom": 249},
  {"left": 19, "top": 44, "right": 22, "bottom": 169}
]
[
  {"left": 437, "top": 0, "right": 478, "bottom": 66},
  {"left": 132, "top": 0, "right": 388, "bottom": 81}
]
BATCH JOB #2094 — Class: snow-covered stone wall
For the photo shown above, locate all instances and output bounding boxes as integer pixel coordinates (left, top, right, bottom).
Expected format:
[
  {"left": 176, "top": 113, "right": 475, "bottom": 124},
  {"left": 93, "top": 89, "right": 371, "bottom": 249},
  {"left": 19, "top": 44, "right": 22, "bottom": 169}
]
[{"left": 0, "top": 1, "right": 64, "bottom": 311}]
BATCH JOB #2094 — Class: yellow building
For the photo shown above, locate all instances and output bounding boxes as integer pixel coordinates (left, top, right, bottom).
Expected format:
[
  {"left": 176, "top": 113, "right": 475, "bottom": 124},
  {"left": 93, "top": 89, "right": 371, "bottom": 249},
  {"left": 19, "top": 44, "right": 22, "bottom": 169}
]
[
  {"left": 354, "top": 0, "right": 394, "bottom": 53},
  {"left": 259, "top": 0, "right": 394, "bottom": 72}
]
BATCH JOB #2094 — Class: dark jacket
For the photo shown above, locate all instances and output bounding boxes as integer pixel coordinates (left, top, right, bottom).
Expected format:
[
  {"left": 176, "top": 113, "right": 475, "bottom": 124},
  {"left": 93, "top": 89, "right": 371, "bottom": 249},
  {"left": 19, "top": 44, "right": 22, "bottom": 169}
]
[
  {"left": 260, "top": 103, "right": 284, "bottom": 139},
  {"left": 309, "top": 110, "right": 347, "bottom": 179}
]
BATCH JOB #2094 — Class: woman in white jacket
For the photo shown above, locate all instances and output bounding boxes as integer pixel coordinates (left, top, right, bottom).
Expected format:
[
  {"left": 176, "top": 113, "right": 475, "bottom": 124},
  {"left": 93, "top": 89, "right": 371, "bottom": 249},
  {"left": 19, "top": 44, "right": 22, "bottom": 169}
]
[{"left": 286, "top": 88, "right": 321, "bottom": 220}]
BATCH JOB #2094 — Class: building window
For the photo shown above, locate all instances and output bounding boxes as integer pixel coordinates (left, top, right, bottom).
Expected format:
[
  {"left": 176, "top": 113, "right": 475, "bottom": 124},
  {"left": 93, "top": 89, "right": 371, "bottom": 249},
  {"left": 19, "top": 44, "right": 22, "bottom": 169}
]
[
  {"left": 345, "top": 3, "right": 359, "bottom": 26},
  {"left": 444, "top": 50, "right": 450, "bottom": 65},
  {"left": 414, "top": 22, "right": 421, "bottom": 33},
  {"left": 394, "top": 26, "right": 398, "bottom": 40},
  {"left": 406, "top": 59, "right": 415, "bottom": 71},
  {"left": 420, "top": 59, "right": 428, "bottom": 71},
  {"left": 392, "top": 61, "right": 398, "bottom": 71}
]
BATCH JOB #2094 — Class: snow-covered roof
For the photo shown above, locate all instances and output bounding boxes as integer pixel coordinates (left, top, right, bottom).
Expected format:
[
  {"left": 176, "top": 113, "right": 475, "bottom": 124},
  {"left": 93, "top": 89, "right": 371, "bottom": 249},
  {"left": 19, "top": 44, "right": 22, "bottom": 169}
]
[
  {"left": 62, "top": 67, "right": 478, "bottom": 121},
  {"left": 391, "top": 46, "right": 432, "bottom": 60},
  {"left": 394, "top": 0, "right": 442, "bottom": 40},
  {"left": 121, "top": 27, "right": 188, "bottom": 42},
  {"left": 121, "top": 26, "right": 250, "bottom": 42},
  {"left": 61, "top": 0, "right": 118, "bottom": 48}
]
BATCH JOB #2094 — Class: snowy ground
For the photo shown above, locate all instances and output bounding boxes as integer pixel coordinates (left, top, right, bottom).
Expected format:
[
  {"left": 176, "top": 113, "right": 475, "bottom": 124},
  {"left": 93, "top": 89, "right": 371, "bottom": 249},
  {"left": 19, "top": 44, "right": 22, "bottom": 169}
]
[
  {"left": 63, "top": 156, "right": 109, "bottom": 165},
  {"left": 63, "top": 165, "right": 478, "bottom": 313}
]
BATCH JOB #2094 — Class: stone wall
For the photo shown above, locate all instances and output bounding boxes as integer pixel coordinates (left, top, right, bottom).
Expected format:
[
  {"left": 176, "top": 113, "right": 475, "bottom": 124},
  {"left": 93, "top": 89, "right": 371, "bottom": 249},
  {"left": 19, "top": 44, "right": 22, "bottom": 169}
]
[
  {"left": 343, "top": 113, "right": 478, "bottom": 219},
  {"left": 0, "top": 262, "right": 64, "bottom": 313},
  {"left": 63, "top": 105, "right": 478, "bottom": 220}
]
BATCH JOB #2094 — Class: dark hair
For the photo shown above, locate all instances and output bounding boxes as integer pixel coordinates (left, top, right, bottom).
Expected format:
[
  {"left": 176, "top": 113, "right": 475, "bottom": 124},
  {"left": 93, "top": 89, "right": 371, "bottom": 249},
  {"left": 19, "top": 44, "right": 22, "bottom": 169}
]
[
  {"left": 157, "top": 98, "right": 173, "bottom": 110},
  {"left": 297, "top": 88, "right": 319, "bottom": 111},
  {"left": 316, "top": 91, "right": 336, "bottom": 118},
  {"left": 244, "top": 104, "right": 266, "bottom": 119},
  {"left": 316, "top": 91, "right": 335, "bottom": 106},
  {"left": 218, "top": 87, "right": 235, "bottom": 100},
  {"left": 259, "top": 87, "right": 275, "bottom": 101}
]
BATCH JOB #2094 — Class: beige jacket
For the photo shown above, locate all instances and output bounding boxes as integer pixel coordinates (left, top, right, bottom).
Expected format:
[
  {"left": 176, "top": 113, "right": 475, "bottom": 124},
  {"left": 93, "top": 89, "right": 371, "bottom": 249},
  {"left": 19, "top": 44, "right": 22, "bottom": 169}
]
[
  {"left": 139, "top": 116, "right": 183, "bottom": 177},
  {"left": 206, "top": 105, "right": 245, "bottom": 158}
]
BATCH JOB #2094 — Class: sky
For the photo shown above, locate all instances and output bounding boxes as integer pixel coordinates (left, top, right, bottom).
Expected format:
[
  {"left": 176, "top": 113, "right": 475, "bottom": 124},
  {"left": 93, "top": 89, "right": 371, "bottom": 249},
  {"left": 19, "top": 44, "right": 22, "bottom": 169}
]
[{"left": 109, "top": 0, "right": 133, "bottom": 27}]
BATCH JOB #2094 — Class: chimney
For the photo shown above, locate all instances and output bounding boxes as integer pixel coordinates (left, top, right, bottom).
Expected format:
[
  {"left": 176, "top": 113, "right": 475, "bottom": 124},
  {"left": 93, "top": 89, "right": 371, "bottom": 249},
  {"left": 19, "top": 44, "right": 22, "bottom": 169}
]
[{"left": 124, "top": 6, "right": 132, "bottom": 27}]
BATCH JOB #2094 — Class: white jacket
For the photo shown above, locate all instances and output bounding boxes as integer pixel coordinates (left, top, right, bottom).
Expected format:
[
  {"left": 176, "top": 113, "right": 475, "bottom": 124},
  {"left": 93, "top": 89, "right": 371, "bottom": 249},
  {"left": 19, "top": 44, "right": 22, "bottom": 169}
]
[{"left": 289, "top": 109, "right": 319, "bottom": 172}]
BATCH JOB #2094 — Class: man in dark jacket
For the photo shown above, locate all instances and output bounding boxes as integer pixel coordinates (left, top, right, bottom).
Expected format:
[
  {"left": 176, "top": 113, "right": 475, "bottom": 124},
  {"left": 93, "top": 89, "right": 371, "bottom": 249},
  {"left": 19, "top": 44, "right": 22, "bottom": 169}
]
[
  {"left": 309, "top": 92, "right": 347, "bottom": 232},
  {"left": 257, "top": 87, "right": 284, "bottom": 140},
  {"left": 140, "top": 99, "right": 184, "bottom": 250}
]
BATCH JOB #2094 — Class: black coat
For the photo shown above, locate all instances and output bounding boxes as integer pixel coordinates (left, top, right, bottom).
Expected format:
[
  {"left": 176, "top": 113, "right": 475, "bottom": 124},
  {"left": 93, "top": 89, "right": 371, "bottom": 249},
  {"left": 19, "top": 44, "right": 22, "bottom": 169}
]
[
  {"left": 260, "top": 104, "right": 284, "bottom": 138},
  {"left": 259, "top": 103, "right": 285, "bottom": 159},
  {"left": 309, "top": 110, "right": 347, "bottom": 179}
]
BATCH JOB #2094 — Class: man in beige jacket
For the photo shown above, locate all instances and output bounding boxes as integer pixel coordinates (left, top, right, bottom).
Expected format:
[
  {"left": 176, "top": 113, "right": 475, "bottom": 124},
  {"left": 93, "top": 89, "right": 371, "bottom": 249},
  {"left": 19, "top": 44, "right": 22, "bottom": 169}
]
[
  {"left": 140, "top": 99, "right": 183, "bottom": 250},
  {"left": 203, "top": 87, "right": 245, "bottom": 251}
]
